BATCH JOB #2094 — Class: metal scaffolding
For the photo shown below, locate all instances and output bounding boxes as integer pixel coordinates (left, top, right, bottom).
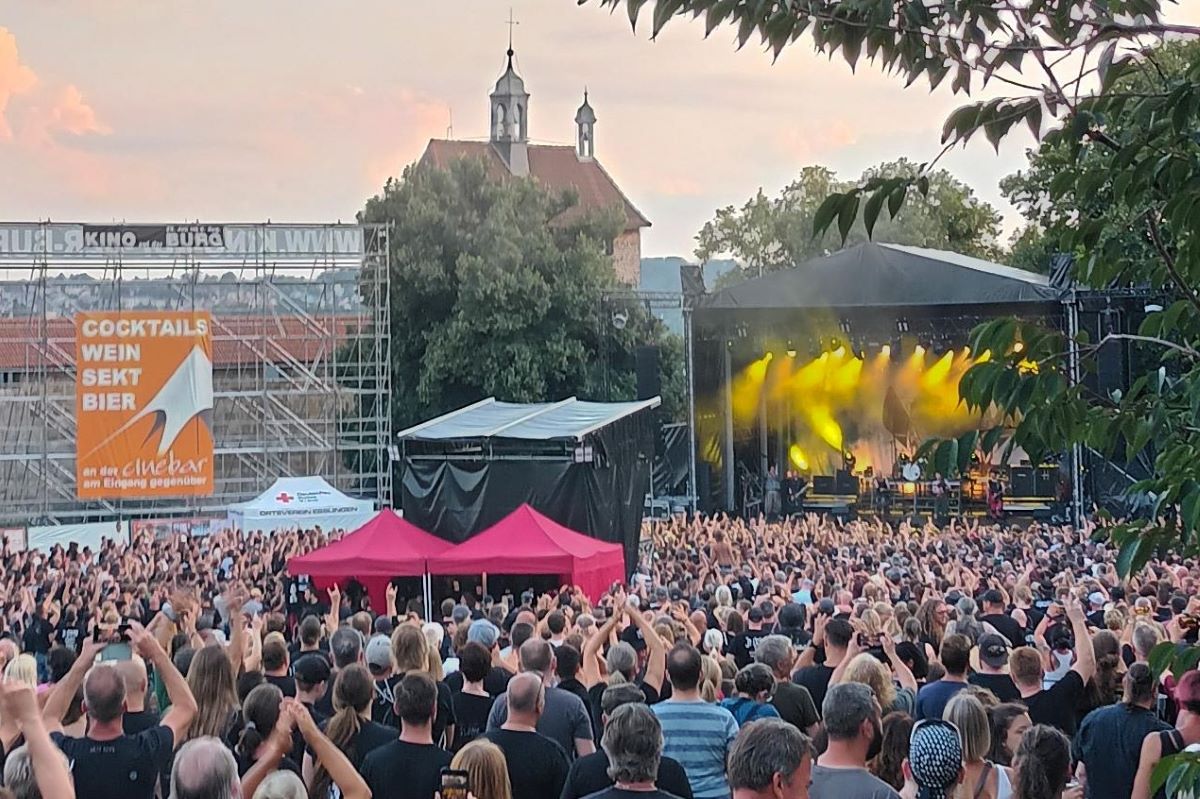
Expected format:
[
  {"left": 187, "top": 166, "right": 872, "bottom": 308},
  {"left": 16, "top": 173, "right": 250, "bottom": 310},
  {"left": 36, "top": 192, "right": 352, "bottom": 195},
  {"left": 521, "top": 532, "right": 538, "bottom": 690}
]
[{"left": 0, "top": 222, "right": 391, "bottom": 525}]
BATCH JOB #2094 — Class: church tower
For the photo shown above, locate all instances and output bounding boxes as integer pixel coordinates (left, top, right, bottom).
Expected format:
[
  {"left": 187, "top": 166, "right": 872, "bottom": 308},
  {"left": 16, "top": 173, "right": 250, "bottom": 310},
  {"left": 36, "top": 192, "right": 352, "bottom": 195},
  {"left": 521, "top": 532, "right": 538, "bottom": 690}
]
[
  {"left": 575, "top": 90, "right": 595, "bottom": 160},
  {"left": 489, "top": 48, "right": 530, "bottom": 176}
]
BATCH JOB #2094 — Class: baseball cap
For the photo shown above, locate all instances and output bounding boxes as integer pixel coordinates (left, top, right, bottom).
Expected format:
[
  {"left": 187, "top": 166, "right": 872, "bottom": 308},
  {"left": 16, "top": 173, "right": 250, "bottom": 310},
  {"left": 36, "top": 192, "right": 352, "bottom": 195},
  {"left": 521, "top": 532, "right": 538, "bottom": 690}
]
[
  {"left": 817, "top": 598, "right": 836, "bottom": 616},
  {"left": 294, "top": 654, "right": 332, "bottom": 686},
  {"left": 977, "top": 633, "right": 1010, "bottom": 669},
  {"left": 373, "top": 615, "right": 394, "bottom": 636},
  {"left": 451, "top": 605, "right": 471, "bottom": 625},
  {"left": 1088, "top": 591, "right": 1106, "bottom": 607},
  {"left": 467, "top": 620, "right": 499, "bottom": 649},
  {"left": 365, "top": 635, "right": 392, "bottom": 674}
]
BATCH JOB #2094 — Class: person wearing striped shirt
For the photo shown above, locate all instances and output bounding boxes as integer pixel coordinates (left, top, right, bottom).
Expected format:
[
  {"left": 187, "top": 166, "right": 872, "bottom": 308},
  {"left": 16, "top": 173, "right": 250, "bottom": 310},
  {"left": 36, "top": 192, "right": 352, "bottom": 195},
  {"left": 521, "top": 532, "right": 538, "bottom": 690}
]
[{"left": 652, "top": 644, "right": 738, "bottom": 799}]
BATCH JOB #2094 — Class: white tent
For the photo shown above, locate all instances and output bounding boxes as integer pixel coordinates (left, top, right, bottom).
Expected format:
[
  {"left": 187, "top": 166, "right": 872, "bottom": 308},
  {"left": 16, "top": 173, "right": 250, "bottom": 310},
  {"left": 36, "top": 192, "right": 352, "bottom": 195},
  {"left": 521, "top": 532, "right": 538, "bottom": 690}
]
[{"left": 227, "top": 476, "right": 374, "bottom": 535}]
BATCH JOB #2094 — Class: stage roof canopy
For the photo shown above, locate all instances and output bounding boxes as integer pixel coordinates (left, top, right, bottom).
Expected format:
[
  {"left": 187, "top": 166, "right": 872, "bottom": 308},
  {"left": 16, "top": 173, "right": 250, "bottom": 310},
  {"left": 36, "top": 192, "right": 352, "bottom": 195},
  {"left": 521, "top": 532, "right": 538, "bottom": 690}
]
[
  {"left": 699, "top": 242, "right": 1062, "bottom": 310},
  {"left": 396, "top": 397, "right": 661, "bottom": 442}
]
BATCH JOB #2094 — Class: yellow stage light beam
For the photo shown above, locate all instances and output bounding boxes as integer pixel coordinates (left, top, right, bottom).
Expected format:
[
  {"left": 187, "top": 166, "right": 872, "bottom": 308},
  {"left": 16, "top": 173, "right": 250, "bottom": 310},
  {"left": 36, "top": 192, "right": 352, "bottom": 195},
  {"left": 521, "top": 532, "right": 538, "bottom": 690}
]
[
  {"left": 788, "top": 444, "right": 809, "bottom": 471},
  {"left": 921, "top": 350, "right": 954, "bottom": 388}
]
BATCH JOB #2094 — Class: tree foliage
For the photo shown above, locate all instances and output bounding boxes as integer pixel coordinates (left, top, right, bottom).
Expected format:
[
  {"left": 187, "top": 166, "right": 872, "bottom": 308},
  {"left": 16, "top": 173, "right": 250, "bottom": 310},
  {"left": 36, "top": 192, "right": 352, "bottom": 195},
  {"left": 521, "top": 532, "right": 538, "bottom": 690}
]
[
  {"left": 695, "top": 159, "right": 1003, "bottom": 280},
  {"left": 589, "top": 3, "right": 1200, "bottom": 778},
  {"left": 358, "top": 157, "right": 683, "bottom": 432}
]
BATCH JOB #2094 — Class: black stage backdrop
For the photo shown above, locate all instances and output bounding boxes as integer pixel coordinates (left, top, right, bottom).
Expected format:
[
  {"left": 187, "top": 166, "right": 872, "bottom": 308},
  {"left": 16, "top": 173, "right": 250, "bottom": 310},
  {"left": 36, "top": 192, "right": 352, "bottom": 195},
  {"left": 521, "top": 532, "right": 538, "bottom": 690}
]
[{"left": 401, "top": 411, "right": 654, "bottom": 575}]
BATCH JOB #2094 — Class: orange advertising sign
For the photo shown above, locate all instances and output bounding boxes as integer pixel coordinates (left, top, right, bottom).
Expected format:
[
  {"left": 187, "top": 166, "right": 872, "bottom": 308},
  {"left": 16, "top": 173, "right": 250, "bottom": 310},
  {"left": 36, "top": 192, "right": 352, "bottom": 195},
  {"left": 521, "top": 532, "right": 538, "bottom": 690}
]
[{"left": 75, "top": 311, "right": 214, "bottom": 499}]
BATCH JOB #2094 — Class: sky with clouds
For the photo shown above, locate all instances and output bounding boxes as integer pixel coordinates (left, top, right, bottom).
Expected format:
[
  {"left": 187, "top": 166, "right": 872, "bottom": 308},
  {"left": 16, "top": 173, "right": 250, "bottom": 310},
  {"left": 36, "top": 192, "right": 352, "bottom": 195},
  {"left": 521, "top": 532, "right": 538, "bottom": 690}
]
[{"left": 1, "top": 1, "right": 1197, "bottom": 258}]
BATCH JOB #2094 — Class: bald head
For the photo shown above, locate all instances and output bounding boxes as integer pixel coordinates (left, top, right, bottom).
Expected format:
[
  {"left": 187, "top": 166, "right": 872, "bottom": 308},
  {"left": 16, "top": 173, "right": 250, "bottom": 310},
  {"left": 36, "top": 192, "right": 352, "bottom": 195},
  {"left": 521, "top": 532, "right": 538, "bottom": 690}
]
[
  {"left": 514, "top": 610, "right": 537, "bottom": 628},
  {"left": 83, "top": 663, "right": 126, "bottom": 723},
  {"left": 506, "top": 672, "right": 544, "bottom": 725},
  {"left": 170, "top": 736, "right": 240, "bottom": 799},
  {"left": 518, "top": 638, "right": 553, "bottom": 675},
  {"left": 115, "top": 657, "right": 147, "bottom": 693}
]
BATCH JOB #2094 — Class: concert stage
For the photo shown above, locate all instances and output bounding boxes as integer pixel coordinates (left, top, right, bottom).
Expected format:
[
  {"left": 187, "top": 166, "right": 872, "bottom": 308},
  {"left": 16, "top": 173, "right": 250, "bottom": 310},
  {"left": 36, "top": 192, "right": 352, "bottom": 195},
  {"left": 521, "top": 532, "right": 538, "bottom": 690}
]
[{"left": 685, "top": 243, "right": 1148, "bottom": 520}]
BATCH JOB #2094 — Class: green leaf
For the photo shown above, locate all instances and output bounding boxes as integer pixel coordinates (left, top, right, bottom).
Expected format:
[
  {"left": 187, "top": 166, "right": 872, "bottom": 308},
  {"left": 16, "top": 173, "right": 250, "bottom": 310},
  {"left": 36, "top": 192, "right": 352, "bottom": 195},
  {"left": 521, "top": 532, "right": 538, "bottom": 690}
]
[
  {"left": 956, "top": 430, "right": 978, "bottom": 472},
  {"left": 863, "top": 189, "right": 886, "bottom": 239},
  {"left": 812, "top": 194, "right": 842, "bottom": 239},
  {"left": 837, "top": 193, "right": 860, "bottom": 243},
  {"left": 1116, "top": 535, "right": 1143, "bottom": 578}
]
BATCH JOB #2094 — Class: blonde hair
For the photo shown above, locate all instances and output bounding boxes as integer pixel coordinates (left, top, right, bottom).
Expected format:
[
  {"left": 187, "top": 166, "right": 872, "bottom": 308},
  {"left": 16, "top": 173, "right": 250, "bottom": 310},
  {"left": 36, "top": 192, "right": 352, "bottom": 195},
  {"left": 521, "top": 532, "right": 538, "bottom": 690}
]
[
  {"left": 944, "top": 691, "right": 991, "bottom": 762},
  {"left": 842, "top": 653, "right": 895, "bottom": 710},
  {"left": 422, "top": 623, "right": 446, "bottom": 680},
  {"left": 4, "top": 655, "right": 36, "bottom": 687},
  {"left": 859, "top": 609, "right": 882, "bottom": 638},
  {"left": 451, "top": 739, "right": 513, "bottom": 799},
  {"left": 391, "top": 625, "right": 429, "bottom": 674},
  {"left": 700, "top": 655, "right": 722, "bottom": 703}
]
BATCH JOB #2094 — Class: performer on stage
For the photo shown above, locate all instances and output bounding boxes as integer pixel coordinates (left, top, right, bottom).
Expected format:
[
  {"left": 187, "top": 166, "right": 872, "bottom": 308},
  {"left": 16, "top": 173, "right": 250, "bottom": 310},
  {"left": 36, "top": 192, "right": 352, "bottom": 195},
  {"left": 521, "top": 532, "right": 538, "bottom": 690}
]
[
  {"left": 873, "top": 473, "right": 892, "bottom": 519},
  {"left": 931, "top": 471, "right": 950, "bottom": 524},
  {"left": 783, "top": 470, "right": 806, "bottom": 517},
  {"left": 987, "top": 470, "right": 1005, "bottom": 519},
  {"left": 763, "top": 465, "right": 782, "bottom": 520}
]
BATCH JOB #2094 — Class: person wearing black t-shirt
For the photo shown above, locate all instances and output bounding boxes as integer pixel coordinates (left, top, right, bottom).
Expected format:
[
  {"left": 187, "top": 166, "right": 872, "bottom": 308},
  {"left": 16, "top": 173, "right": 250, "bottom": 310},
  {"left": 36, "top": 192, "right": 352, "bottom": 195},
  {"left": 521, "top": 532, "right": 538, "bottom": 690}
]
[
  {"left": 1011, "top": 597, "right": 1095, "bottom": 736},
  {"left": 262, "top": 638, "right": 296, "bottom": 698},
  {"left": 979, "top": 589, "right": 1026, "bottom": 649},
  {"left": 360, "top": 672, "right": 453, "bottom": 799},
  {"left": 484, "top": 672, "right": 570, "bottom": 799},
  {"left": 451, "top": 642, "right": 497, "bottom": 753},
  {"left": 728, "top": 605, "right": 771, "bottom": 669},
  {"left": 792, "top": 618, "right": 852, "bottom": 716},
  {"left": 46, "top": 624, "right": 197, "bottom": 799},
  {"left": 562, "top": 683, "right": 693, "bottom": 799},
  {"left": 969, "top": 636, "right": 1021, "bottom": 704},
  {"left": 114, "top": 659, "right": 161, "bottom": 735},
  {"left": 304, "top": 664, "right": 396, "bottom": 799}
]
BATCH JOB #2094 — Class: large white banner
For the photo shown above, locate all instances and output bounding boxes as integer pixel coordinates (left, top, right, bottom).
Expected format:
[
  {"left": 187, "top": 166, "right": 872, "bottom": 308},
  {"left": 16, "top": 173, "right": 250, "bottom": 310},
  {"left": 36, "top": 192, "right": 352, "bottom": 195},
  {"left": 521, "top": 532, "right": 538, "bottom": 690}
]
[{"left": 0, "top": 223, "right": 364, "bottom": 256}]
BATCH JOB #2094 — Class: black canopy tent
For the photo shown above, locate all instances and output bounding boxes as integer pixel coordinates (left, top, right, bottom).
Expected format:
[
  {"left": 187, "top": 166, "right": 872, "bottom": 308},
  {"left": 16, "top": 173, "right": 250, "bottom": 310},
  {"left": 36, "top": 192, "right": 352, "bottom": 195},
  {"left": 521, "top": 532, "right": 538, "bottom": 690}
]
[
  {"left": 397, "top": 397, "right": 659, "bottom": 574},
  {"left": 690, "top": 242, "right": 1072, "bottom": 513}
]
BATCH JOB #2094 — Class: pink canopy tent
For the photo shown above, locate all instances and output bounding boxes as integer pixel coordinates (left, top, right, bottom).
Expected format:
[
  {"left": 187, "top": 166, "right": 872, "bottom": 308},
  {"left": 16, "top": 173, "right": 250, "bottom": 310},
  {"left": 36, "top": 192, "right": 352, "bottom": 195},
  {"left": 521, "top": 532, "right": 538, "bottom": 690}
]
[
  {"left": 286, "top": 508, "right": 450, "bottom": 613},
  {"left": 427, "top": 504, "right": 625, "bottom": 601}
]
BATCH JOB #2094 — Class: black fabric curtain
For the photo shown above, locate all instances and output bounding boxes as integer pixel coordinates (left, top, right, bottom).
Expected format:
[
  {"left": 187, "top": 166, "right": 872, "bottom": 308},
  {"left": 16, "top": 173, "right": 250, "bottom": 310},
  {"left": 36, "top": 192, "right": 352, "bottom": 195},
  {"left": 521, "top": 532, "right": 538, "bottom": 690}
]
[{"left": 401, "top": 410, "right": 654, "bottom": 575}]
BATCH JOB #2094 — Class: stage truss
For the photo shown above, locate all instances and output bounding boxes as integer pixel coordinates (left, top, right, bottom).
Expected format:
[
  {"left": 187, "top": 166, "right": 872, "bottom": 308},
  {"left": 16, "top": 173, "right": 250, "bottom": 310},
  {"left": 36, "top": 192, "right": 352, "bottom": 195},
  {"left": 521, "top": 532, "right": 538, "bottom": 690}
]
[{"left": 0, "top": 222, "right": 391, "bottom": 525}]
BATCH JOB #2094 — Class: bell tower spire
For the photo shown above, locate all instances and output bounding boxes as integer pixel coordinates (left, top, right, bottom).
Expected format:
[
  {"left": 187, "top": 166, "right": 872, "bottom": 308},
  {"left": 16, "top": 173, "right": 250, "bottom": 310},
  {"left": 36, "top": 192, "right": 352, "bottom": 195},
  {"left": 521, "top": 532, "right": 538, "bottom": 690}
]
[
  {"left": 489, "top": 13, "right": 530, "bottom": 175},
  {"left": 575, "top": 88, "right": 596, "bottom": 160}
]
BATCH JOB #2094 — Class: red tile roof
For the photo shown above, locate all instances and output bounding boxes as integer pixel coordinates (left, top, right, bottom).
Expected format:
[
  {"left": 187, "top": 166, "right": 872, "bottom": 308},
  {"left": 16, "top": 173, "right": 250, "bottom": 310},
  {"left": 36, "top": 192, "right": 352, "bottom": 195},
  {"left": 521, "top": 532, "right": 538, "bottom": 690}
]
[
  {"left": 420, "top": 139, "right": 650, "bottom": 233},
  {"left": 0, "top": 316, "right": 365, "bottom": 371}
]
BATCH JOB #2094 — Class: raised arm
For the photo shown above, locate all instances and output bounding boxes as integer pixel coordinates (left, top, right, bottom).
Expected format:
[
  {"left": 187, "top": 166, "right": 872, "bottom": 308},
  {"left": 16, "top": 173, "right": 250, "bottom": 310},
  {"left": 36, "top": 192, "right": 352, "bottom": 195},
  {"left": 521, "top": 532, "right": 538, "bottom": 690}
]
[
  {"left": 1, "top": 681, "right": 74, "bottom": 799},
  {"left": 624, "top": 605, "right": 666, "bottom": 695},
  {"left": 129, "top": 620, "right": 197, "bottom": 747},
  {"left": 1066, "top": 596, "right": 1096, "bottom": 684},
  {"left": 582, "top": 606, "right": 622, "bottom": 689},
  {"left": 287, "top": 698, "right": 370, "bottom": 799},
  {"left": 42, "top": 637, "right": 103, "bottom": 733},
  {"left": 223, "top": 582, "right": 249, "bottom": 675}
]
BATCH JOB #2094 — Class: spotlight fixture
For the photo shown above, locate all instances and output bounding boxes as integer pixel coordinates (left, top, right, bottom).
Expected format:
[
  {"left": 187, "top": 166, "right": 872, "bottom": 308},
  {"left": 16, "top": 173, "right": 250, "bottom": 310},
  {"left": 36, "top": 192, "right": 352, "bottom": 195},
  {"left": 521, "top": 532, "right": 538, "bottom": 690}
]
[
  {"left": 897, "top": 318, "right": 910, "bottom": 333},
  {"left": 786, "top": 340, "right": 797, "bottom": 358},
  {"left": 1145, "top": 302, "right": 1164, "bottom": 313},
  {"left": 839, "top": 318, "right": 852, "bottom": 334},
  {"left": 611, "top": 310, "right": 628, "bottom": 330}
]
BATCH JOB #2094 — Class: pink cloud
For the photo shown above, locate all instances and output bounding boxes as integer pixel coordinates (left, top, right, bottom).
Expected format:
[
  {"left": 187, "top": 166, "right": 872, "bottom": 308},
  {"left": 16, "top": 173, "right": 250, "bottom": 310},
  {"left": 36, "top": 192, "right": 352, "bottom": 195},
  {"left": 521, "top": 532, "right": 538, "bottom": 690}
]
[{"left": 0, "top": 26, "right": 38, "bottom": 139}]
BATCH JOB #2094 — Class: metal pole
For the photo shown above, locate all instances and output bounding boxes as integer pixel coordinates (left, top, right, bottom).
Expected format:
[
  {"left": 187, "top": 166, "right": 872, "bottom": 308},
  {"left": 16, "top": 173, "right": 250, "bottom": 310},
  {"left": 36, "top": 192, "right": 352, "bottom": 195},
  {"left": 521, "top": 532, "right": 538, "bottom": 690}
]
[
  {"left": 723, "top": 343, "right": 735, "bottom": 510},
  {"left": 684, "top": 306, "right": 698, "bottom": 515},
  {"left": 1065, "top": 294, "right": 1085, "bottom": 526}
]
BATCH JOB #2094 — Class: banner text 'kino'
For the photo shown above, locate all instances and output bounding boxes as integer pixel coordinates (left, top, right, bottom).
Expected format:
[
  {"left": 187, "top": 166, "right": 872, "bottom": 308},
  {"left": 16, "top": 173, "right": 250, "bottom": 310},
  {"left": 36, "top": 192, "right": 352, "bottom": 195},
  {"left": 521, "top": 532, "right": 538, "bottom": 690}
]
[{"left": 75, "top": 311, "right": 214, "bottom": 499}]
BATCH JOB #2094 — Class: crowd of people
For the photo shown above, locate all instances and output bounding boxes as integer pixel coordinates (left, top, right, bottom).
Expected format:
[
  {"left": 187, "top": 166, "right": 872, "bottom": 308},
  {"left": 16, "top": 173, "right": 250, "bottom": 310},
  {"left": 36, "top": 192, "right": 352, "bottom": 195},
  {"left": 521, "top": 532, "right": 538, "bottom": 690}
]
[{"left": 0, "top": 512, "right": 1198, "bottom": 799}]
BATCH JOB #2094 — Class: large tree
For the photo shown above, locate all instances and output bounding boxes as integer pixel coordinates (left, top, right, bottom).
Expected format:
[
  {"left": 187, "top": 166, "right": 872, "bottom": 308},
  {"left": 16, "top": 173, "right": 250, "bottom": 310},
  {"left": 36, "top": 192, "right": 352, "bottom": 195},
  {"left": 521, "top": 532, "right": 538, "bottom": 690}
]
[
  {"left": 358, "top": 157, "right": 683, "bottom": 433},
  {"left": 695, "top": 159, "right": 1003, "bottom": 280},
  {"left": 590, "top": 1, "right": 1200, "bottom": 783}
]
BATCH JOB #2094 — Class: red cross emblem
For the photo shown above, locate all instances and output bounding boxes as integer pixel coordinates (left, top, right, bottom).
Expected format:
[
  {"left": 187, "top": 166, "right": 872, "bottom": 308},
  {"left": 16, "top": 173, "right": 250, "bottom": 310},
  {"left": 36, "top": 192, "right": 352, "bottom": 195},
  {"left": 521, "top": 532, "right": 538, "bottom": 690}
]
[{"left": 276, "top": 492, "right": 293, "bottom": 503}]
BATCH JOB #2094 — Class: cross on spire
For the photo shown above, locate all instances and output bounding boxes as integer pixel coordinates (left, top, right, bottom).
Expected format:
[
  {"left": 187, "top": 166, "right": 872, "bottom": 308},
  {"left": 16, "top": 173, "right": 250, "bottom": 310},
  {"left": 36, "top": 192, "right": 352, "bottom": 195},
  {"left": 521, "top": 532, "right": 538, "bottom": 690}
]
[{"left": 506, "top": 8, "right": 519, "bottom": 60}]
